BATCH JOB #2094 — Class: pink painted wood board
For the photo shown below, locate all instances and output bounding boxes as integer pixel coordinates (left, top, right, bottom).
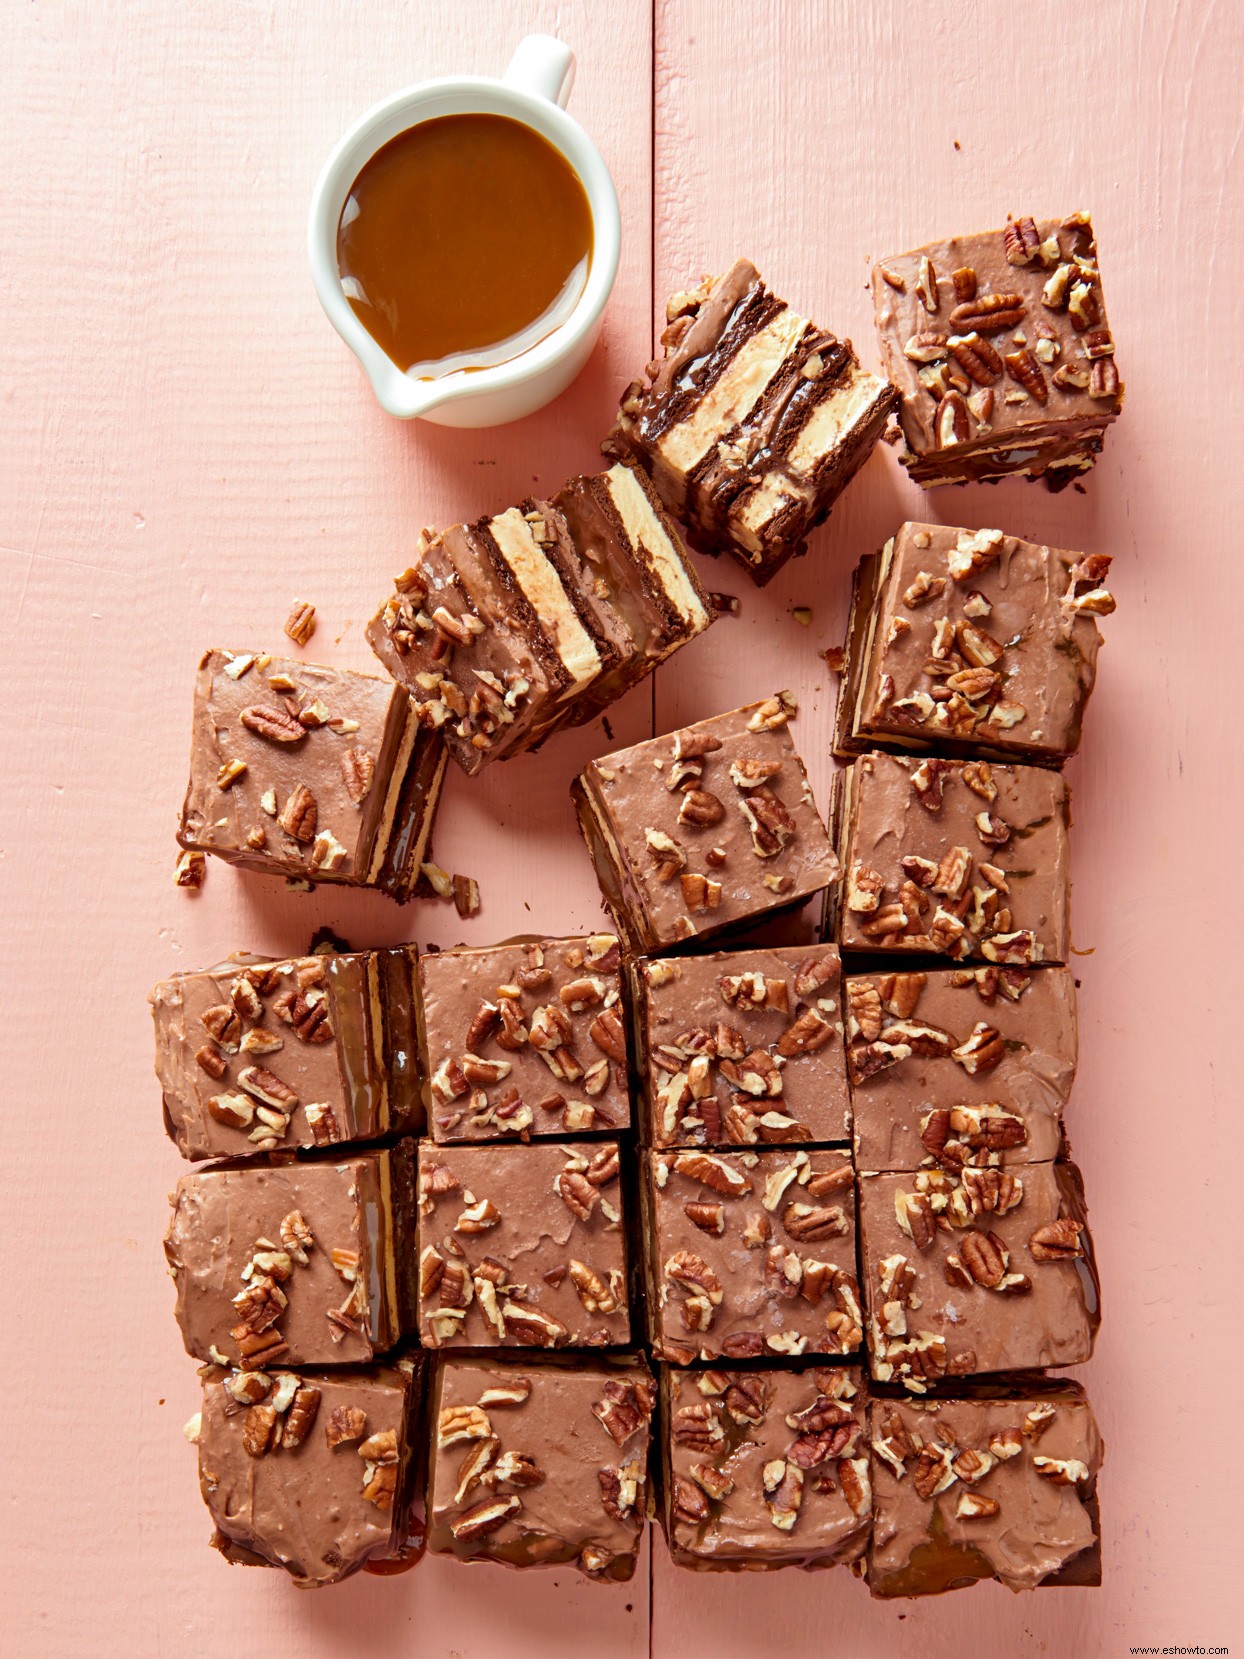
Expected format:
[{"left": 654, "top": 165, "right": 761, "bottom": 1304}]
[{"left": 1, "top": 0, "right": 1240, "bottom": 1652}]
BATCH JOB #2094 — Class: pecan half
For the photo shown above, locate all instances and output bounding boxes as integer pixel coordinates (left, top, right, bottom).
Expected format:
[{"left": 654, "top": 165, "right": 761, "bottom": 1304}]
[
  {"left": 278, "top": 784, "right": 317, "bottom": 843},
  {"left": 948, "top": 292, "right": 1026, "bottom": 333},
  {"left": 340, "top": 748, "right": 375, "bottom": 804},
  {"left": 240, "top": 704, "right": 306, "bottom": 744}
]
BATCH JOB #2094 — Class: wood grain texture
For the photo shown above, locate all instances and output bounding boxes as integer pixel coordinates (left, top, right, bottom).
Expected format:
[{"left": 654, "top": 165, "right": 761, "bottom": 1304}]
[
  {"left": 650, "top": 0, "right": 1240, "bottom": 1651},
  {"left": 2, "top": 0, "right": 1240, "bottom": 1651},
  {"left": 0, "top": 2, "right": 653, "bottom": 1653}
]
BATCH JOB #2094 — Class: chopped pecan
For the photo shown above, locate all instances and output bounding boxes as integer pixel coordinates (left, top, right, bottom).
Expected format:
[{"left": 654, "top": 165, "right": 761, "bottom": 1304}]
[
  {"left": 763, "top": 1459, "right": 804, "bottom": 1531},
  {"left": 339, "top": 747, "right": 375, "bottom": 805},
  {"left": 242, "top": 1403, "right": 278, "bottom": 1458},
  {"left": 685, "top": 1201, "right": 725, "bottom": 1234},
  {"left": 326, "top": 1404, "right": 369, "bottom": 1448},
  {"left": 671, "top": 1151, "right": 752, "bottom": 1196},
  {"left": 277, "top": 784, "right": 317, "bottom": 843},
  {"left": 554, "top": 1168, "right": 599, "bottom": 1221},
  {"left": 947, "top": 331, "right": 1003, "bottom": 384},
  {"left": 782, "top": 1202, "right": 848, "bottom": 1242},
  {"left": 776, "top": 1006, "right": 835, "bottom": 1057},
  {"left": 846, "top": 979, "right": 883, "bottom": 1042},
  {"left": 679, "top": 789, "right": 725, "bottom": 826},
  {"left": 1028, "top": 1218, "right": 1084, "bottom": 1261},
  {"left": 282, "top": 1385, "right": 321, "bottom": 1448},
  {"left": 451, "top": 1496, "right": 521, "bottom": 1540},
  {"left": 644, "top": 827, "right": 686, "bottom": 880}
]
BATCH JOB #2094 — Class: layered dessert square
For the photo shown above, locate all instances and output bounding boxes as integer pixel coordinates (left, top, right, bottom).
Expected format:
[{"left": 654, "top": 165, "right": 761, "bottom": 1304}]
[
  {"left": 426, "top": 1354, "right": 654, "bottom": 1579},
  {"left": 165, "top": 1146, "right": 415, "bottom": 1368},
  {"left": 574, "top": 696, "right": 837, "bottom": 953},
  {"left": 858, "top": 1160, "right": 1099, "bottom": 1388},
  {"left": 152, "top": 947, "right": 421, "bottom": 1161},
  {"left": 830, "top": 751, "right": 1070, "bottom": 964},
  {"left": 366, "top": 463, "right": 713, "bottom": 775},
  {"left": 660, "top": 1364, "right": 870, "bottom": 1571},
  {"left": 176, "top": 648, "right": 445, "bottom": 896},
  {"left": 834, "top": 523, "right": 1115, "bottom": 765},
  {"left": 641, "top": 1147, "right": 860, "bottom": 1363},
  {"left": 868, "top": 1382, "right": 1103, "bottom": 1595},
  {"left": 418, "top": 933, "right": 629, "bottom": 1142},
  {"left": 416, "top": 1140, "right": 631, "bottom": 1349},
  {"left": 605, "top": 259, "right": 897, "bottom": 584},
  {"left": 193, "top": 1355, "right": 424, "bottom": 1586},
  {"left": 873, "top": 213, "right": 1124, "bottom": 490},
  {"left": 847, "top": 965, "right": 1077, "bottom": 1173},
  {"left": 632, "top": 944, "right": 849, "bottom": 1149}
]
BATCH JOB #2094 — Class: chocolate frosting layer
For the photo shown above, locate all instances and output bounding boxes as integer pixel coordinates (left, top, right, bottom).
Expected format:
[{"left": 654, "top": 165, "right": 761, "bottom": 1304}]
[
  {"left": 178, "top": 648, "right": 430, "bottom": 887},
  {"left": 872, "top": 214, "right": 1123, "bottom": 490},
  {"left": 634, "top": 944, "right": 850, "bottom": 1149},
  {"left": 154, "top": 948, "right": 416, "bottom": 1161},
  {"left": 847, "top": 965, "right": 1077, "bottom": 1173},
  {"left": 836, "top": 522, "right": 1111, "bottom": 765},
  {"left": 427, "top": 1354, "right": 654, "bottom": 1580},
  {"left": 833, "top": 751, "right": 1070, "bottom": 965},
  {"left": 196, "top": 1356, "right": 422, "bottom": 1586},
  {"left": 165, "top": 1149, "right": 408, "bottom": 1367},
  {"left": 606, "top": 259, "right": 896, "bottom": 583},
  {"left": 419, "top": 933, "right": 630, "bottom": 1142},
  {"left": 417, "top": 1139, "right": 631, "bottom": 1348},
  {"left": 661, "top": 1364, "right": 870, "bottom": 1570},
  {"left": 859, "top": 1159, "right": 1100, "bottom": 1386},
  {"left": 577, "top": 695, "right": 837, "bottom": 952},
  {"left": 643, "top": 1147, "right": 860, "bottom": 1364},
  {"left": 868, "top": 1385, "right": 1103, "bottom": 1596}
]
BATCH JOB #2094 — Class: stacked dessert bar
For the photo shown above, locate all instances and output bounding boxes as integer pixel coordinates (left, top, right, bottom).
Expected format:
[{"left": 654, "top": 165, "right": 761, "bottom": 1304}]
[
  {"left": 827, "top": 517, "right": 1114, "bottom": 1590},
  {"left": 157, "top": 935, "right": 656, "bottom": 1586},
  {"left": 175, "top": 648, "right": 446, "bottom": 898},
  {"left": 367, "top": 462, "right": 715, "bottom": 774},
  {"left": 872, "top": 214, "right": 1124, "bottom": 491},
  {"left": 412, "top": 933, "right": 655, "bottom": 1580},
  {"left": 568, "top": 672, "right": 1106, "bottom": 1590},
  {"left": 158, "top": 235, "right": 1123, "bottom": 1600}
]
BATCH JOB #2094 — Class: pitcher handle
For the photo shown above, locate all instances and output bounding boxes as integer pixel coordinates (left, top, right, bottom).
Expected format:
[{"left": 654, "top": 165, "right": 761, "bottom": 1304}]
[{"left": 502, "top": 33, "right": 575, "bottom": 109}]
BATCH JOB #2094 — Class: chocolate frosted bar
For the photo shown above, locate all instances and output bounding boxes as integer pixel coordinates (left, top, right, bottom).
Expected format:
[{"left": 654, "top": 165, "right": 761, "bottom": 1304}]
[
  {"left": 574, "top": 695, "right": 838, "bottom": 953},
  {"left": 859, "top": 1160, "right": 1099, "bottom": 1389},
  {"left": 660, "top": 1364, "right": 870, "bottom": 1572},
  {"left": 176, "top": 649, "right": 445, "bottom": 897},
  {"left": 834, "top": 523, "right": 1116, "bottom": 765},
  {"left": 868, "top": 1381, "right": 1103, "bottom": 1595},
  {"left": 153, "top": 947, "right": 420, "bottom": 1161},
  {"left": 632, "top": 945, "right": 850, "bottom": 1150},
  {"left": 366, "top": 463, "right": 713, "bottom": 775},
  {"left": 830, "top": 751, "right": 1070, "bottom": 965},
  {"left": 427, "top": 1354, "right": 654, "bottom": 1579},
  {"left": 416, "top": 1139, "right": 631, "bottom": 1349},
  {"left": 193, "top": 1355, "right": 424, "bottom": 1586},
  {"left": 606, "top": 259, "right": 897, "bottom": 584},
  {"left": 165, "top": 1146, "right": 415, "bottom": 1368},
  {"left": 873, "top": 213, "right": 1124, "bottom": 490},
  {"left": 847, "top": 966, "right": 1077, "bottom": 1174},
  {"left": 641, "top": 1147, "right": 861, "bottom": 1364},
  {"left": 418, "top": 934, "right": 629, "bottom": 1142}
]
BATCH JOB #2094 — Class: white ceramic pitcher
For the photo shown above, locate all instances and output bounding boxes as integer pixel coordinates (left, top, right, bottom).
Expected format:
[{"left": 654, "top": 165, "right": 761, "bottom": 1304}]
[{"left": 308, "top": 35, "right": 620, "bottom": 428}]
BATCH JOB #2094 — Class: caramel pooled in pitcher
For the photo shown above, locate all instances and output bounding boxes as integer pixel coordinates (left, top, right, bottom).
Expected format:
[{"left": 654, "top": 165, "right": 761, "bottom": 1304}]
[{"left": 338, "top": 113, "right": 593, "bottom": 379}]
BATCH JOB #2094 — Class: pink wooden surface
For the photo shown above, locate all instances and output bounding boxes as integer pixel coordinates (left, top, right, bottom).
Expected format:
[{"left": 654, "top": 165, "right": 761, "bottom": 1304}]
[{"left": 2, "top": 0, "right": 1239, "bottom": 1653}]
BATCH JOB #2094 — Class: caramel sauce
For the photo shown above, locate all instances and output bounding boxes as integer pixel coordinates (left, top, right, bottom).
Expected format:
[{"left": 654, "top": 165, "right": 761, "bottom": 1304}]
[{"left": 338, "top": 113, "right": 593, "bottom": 378}]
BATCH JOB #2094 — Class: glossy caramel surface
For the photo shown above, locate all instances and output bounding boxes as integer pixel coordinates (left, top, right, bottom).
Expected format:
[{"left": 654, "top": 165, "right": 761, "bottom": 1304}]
[{"left": 338, "top": 113, "right": 592, "bottom": 377}]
